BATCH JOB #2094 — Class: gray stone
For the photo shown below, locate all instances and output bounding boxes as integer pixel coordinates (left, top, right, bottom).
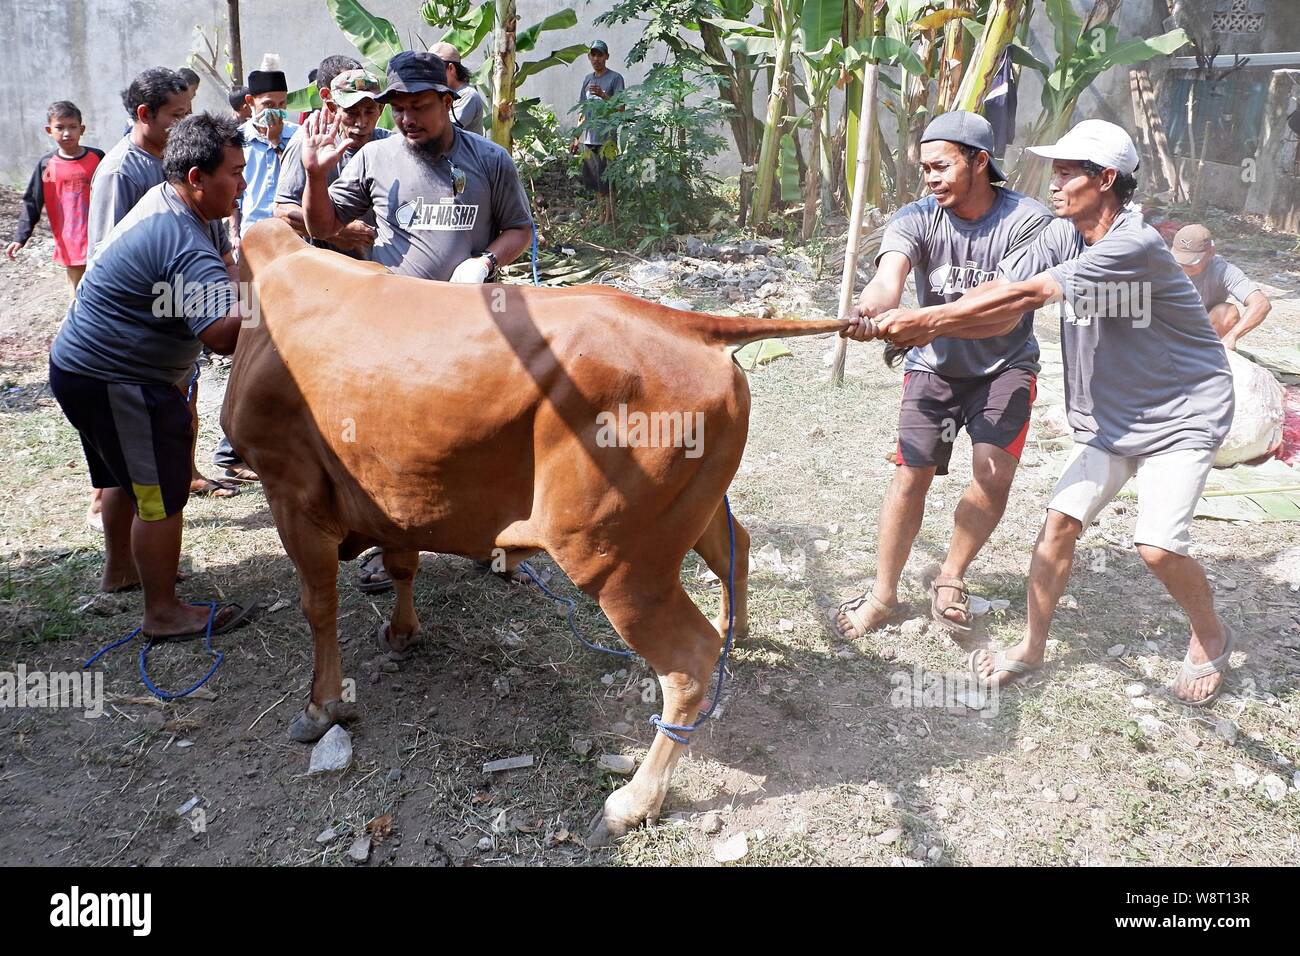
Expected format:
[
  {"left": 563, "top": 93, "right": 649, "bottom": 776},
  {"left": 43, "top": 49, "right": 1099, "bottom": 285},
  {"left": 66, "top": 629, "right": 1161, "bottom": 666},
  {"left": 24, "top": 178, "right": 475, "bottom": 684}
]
[
  {"left": 598, "top": 753, "right": 636, "bottom": 775},
  {"left": 875, "top": 827, "right": 904, "bottom": 845},
  {"left": 700, "top": 811, "right": 723, "bottom": 835},
  {"left": 348, "top": 834, "right": 372, "bottom": 863},
  {"left": 1125, "top": 682, "right": 1147, "bottom": 698},
  {"left": 1061, "top": 783, "right": 1079, "bottom": 803},
  {"left": 308, "top": 725, "right": 353, "bottom": 774},
  {"left": 572, "top": 737, "right": 593, "bottom": 756},
  {"left": 610, "top": 721, "right": 633, "bottom": 736},
  {"left": 316, "top": 827, "right": 338, "bottom": 844}
]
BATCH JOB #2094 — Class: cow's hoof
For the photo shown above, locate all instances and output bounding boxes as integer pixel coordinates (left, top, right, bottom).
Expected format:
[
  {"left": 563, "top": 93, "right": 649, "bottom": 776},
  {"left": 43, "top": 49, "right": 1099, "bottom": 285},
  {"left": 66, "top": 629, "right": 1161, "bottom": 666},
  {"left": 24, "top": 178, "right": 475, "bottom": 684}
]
[
  {"left": 287, "top": 699, "right": 359, "bottom": 742},
  {"left": 376, "top": 621, "right": 418, "bottom": 661},
  {"left": 584, "top": 788, "right": 646, "bottom": 848}
]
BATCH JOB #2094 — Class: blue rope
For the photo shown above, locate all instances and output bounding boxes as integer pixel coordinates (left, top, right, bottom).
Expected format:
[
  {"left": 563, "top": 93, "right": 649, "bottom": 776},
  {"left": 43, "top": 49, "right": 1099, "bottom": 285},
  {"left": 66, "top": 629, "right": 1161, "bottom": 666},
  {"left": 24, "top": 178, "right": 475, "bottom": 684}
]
[
  {"left": 648, "top": 495, "right": 736, "bottom": 745},
  {"left": 516, "top": 561, "right": 635, "bottom": 660},
  {"left": 530, "top": 221, "right": 541, "bottom": 287},
  {"left": 83, "top": 601, "right": 225, "bottom": 701}
]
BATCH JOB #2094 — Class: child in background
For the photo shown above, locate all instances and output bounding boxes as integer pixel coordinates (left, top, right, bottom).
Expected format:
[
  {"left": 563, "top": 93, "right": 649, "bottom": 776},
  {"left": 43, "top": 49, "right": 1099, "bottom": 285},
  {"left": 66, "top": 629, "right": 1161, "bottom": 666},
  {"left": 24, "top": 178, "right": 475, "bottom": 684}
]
[{"left": 7, "top": 101, "right": 104, "bottom": 301}]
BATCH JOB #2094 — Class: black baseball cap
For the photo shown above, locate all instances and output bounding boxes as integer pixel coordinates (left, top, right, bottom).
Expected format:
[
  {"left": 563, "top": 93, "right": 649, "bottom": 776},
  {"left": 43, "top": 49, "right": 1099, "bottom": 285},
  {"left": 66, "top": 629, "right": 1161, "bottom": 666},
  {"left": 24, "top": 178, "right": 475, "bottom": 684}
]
[
  {"left": 589, "top": 40, "right": 609, "bottom": 55},
  {"left": 377, "top": 51, "right": 452, "bottom": 101}
]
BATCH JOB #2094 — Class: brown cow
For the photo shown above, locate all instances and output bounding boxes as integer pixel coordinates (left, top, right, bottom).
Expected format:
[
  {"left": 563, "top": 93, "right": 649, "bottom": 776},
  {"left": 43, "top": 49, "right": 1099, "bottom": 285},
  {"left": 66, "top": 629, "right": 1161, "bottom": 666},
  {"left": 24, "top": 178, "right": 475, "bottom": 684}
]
[{"left": 223, "top": 219, "right": 846, "bottom": 843}]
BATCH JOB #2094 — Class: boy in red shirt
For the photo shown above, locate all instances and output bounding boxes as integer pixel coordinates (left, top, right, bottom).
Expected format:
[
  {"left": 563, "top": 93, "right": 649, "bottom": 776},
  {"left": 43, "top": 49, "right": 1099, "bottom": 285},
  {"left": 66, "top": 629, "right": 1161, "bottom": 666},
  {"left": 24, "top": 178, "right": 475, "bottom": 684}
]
[{"left": 7, "top": 101, "right": 104, "bottom": 300}]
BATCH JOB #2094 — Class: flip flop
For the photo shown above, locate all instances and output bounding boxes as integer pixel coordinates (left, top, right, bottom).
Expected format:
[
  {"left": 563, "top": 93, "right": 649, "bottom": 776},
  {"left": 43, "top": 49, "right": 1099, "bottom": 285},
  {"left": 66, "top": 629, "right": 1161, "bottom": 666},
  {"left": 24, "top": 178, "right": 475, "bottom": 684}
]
[
  {"left": 357, "top": 547, "right": 393, "bottom": 594},
  {"left": 1169, "top": 626, "right": 1235, "bottom": 708},
  {"left": 969, "top": 647, "right": 1041, "bottom": 689},
  {"left": 830, "top": 590, "right": 908, "bottom": 639},
  {"left": 931, "top": 576, "right": 974, "bottom": 634},
  {"left": 190, "top": 477, "right": 241, "bottom": 499},
  {"left": 143, "top": 600, "right": 258, "bottom": 643}
]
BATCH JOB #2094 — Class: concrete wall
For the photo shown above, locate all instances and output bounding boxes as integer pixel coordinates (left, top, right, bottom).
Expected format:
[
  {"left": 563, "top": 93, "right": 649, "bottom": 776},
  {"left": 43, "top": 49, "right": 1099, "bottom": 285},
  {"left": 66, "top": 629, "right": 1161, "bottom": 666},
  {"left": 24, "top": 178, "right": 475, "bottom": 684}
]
[
  {"left": 0, "top": 0, "right": 666, "bottom": 186},
  {"left": 6, "top": 0, "right": 1298, "bottom": 195}
]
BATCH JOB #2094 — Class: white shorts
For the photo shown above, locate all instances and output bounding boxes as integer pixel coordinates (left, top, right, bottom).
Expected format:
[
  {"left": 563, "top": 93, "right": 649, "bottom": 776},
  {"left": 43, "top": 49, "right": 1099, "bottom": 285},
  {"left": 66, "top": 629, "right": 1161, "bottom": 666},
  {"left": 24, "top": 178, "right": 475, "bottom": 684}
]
[{"left": 1047, "top": 443, "right": 1216, "bottom": 555}]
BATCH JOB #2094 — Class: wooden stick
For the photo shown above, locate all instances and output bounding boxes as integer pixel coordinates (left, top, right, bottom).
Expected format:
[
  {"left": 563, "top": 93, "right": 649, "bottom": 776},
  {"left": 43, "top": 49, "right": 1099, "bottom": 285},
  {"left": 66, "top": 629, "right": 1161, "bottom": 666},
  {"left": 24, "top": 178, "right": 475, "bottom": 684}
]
[{"left": 830, "top": 62, "right": 879, "bottom": 386}]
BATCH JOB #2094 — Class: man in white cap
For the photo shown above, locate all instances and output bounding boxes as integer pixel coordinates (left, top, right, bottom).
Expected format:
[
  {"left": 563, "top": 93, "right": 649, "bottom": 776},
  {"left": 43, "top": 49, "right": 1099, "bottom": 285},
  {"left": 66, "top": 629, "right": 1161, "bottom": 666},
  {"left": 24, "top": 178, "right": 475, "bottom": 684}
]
[
  {"left": 834, "top": 111, "right": 1051, "bottom": 641},
  {"left": 1171, "top": 223, "right": 1272, "bottom": 350},
  {"left": 869, "top": 119, "right": 1236, "bottom": 707}
]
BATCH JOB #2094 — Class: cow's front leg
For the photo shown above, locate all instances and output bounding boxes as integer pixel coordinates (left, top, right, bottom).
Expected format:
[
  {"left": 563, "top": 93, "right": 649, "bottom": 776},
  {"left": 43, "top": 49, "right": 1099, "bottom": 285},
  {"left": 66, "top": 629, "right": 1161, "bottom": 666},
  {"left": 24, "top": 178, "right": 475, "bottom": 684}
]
[
  {"left": 376, "top": 549, "right": 421, "bottom": 660},
  {"left": 586, "top": 587, "right": 719, "bottom": 846}
]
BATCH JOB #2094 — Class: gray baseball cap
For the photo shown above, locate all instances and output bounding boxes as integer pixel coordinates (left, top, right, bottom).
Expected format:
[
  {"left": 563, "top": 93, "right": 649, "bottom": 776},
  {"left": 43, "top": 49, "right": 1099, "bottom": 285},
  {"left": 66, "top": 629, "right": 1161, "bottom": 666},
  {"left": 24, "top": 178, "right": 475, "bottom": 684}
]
[{"left": 920, "top": 110, "right": 1006, "bottom": 182}]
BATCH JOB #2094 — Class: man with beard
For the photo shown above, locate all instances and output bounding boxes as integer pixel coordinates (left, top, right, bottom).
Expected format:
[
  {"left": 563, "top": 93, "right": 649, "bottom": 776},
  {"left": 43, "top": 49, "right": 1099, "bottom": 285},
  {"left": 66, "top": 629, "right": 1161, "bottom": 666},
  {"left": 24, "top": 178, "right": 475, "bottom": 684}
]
[
  {"left": 274, "top": 57, "right": 389, "bottom": 258},
  {"left": 833, "top": 112, "right": 1051, "bottom": 640},
  {"left": 299, "top": 50, "right": 533, "bottom": 593}
]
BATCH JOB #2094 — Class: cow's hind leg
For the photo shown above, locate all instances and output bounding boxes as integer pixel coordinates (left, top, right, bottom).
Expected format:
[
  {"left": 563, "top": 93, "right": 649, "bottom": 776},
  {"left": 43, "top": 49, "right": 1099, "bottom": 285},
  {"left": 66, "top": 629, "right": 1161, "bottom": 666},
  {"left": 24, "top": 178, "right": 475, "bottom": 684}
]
[
  {"left": 377, "top": 549, "right": 421, "bottom": 660},
  {"left": 585, "top": 577, "right": 721, "bottom": 846},
  {"left": 692, "top": 500, "right": 750, "bottom": 642},
  {"left": 271, "top": 506, "right": 359, "bottom": 742}
]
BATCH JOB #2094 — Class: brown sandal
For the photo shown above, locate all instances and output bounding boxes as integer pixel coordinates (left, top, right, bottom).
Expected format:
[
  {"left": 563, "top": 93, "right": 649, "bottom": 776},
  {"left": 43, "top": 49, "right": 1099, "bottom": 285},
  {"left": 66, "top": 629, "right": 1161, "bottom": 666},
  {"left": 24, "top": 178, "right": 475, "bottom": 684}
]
[
  {"left": 931, "top": 576, "right": 974, "bottom": 634},
  {"left": 831, "top": 591, "right": 908, "bottom": 639}
]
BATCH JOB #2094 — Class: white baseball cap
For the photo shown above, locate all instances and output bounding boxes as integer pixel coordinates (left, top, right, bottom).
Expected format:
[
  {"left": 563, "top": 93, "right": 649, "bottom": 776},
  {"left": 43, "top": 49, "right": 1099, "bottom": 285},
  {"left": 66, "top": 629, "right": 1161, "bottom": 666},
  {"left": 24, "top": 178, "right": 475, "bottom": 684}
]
[{"left": 1026, "top": 119, "right": 1139, "bottom": 175}]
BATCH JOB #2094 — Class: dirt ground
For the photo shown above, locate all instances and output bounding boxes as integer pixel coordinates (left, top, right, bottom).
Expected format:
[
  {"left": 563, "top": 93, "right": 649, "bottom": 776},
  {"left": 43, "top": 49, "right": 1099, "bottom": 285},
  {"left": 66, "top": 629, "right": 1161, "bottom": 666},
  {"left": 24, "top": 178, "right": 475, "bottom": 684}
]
[{"left": 2, "top": 185, "right": 1299, "bottom": 866}]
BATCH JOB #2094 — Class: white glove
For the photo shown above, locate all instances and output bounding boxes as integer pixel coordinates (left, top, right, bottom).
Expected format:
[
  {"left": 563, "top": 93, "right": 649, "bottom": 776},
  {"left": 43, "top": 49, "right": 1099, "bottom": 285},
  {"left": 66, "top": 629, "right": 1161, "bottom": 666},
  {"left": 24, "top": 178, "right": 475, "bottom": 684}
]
[{"left": 448, "top": 256, "right": 491, "bottom": 284}]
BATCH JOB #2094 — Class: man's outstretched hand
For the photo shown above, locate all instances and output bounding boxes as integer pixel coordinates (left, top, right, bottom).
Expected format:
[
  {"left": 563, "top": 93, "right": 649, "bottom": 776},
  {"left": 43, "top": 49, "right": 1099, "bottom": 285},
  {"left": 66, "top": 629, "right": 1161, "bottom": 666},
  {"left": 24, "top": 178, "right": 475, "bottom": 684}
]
[{"left": 300, "top": 109, "right": 350, "bottom": 177}]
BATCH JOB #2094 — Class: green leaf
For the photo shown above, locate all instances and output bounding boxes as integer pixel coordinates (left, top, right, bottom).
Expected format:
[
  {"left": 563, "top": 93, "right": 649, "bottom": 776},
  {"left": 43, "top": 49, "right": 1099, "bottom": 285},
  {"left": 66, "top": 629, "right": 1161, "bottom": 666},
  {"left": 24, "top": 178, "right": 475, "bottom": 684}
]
[
  {"left": 1045, "top": 0, "right": 1082, "bottom": 62},
  {"left": 438, "top": 2, "right": 494, "bottom": 56},
  {"left": 285, "top": 84, "right": 322, "bottom": 111},
  {"left": 734, "top": 339, "right": 793, "bottom": 368},
  {"left": 1092, "top": 28, "right": 1189, "bottom": 74},
  {"left": 327, "top": 0, "right": 404, "bottom": 68},
  {"left": 517, "top": 9, "right": 579, "bottom": 54},
  {"left": 855, "top": 35, "right": 926, "bottom": 75},
  {"left": 515, "top": 43, "right": 589, "bottom": 83},
  {"left": 701, "top": 16, "right": 769, "bottom": 36},
  {"left": 1008, "top": 41, "right": 1050, "bottom": 76},
  {"left": 798, "top": 0, "right": 843, "bottom": 56},
  {"left": 723, "top": 33, "right": 784, "bottom": 58}
]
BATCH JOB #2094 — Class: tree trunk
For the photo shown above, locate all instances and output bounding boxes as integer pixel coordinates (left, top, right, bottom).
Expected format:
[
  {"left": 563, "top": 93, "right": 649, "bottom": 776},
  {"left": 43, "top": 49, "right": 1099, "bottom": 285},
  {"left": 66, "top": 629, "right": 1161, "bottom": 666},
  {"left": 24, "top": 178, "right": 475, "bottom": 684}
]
[
  {"left": 227, "top": 0, "right": 243, "bottom": 85},
  {"left": 802, "top": 104, "right": 824, "bottom": 240},
  {"left": 490, "top": 0, "right": 518, "bottom": 152},
  {"left": 751, "top": 2, "right": 795, "bottom": 225}
]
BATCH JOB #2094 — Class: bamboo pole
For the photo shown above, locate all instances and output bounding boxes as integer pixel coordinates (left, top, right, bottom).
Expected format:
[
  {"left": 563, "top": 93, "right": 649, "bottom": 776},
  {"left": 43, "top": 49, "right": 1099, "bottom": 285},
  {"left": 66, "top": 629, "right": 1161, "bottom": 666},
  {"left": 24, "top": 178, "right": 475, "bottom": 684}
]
[{"left": 830, "top": 61, "right": 880, "bottom": 386}]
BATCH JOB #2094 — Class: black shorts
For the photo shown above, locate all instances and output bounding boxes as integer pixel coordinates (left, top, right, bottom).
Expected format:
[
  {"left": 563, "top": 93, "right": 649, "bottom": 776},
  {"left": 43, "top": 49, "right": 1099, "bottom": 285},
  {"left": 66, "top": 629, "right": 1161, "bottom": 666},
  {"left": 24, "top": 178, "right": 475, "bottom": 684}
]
[
  {"left": 49, "top": 361, "right": 193, "bottom": 521},
  {"left": 895, "top": 367, "right": 1036, "bottom": 476},
  {"left": 581, "top": 145, "right": 612, "bottom": 195}
]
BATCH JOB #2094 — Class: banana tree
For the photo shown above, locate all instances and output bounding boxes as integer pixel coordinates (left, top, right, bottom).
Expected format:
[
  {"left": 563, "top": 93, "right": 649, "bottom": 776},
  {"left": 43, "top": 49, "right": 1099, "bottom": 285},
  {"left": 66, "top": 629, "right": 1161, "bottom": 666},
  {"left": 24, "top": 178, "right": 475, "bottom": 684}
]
[{"left": 1009, "top": 0, "right": 1188, "bottom": 197}]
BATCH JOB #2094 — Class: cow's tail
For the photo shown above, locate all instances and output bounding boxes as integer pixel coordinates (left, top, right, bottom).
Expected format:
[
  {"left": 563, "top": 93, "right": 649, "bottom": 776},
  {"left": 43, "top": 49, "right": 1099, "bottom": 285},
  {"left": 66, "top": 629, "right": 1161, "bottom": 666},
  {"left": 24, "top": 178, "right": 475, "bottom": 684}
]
[{"left": 675, "top": 310, "right": 850, "bottom": 347}]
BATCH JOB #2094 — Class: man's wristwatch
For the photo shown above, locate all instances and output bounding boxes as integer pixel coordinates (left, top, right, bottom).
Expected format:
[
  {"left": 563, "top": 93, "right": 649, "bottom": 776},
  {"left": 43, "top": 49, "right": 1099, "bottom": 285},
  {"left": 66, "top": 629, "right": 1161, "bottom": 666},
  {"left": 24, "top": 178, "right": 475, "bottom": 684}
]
[{"left": 481, "top": 250, "right": 499, "bottom": 278}]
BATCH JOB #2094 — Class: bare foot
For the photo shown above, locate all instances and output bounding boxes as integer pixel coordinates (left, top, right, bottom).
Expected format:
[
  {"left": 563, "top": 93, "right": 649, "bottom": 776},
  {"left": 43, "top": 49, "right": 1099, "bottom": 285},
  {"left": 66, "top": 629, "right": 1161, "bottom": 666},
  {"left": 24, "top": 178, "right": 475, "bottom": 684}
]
[
  {"left": 190, "top": 476, "right": 240, "bottom": 498},
  {"left": 143, "top": 601, "right": 241, "bottom": 639},
  {"left": 1171, "top": 626, "right": 1229, "bottom": 704}
]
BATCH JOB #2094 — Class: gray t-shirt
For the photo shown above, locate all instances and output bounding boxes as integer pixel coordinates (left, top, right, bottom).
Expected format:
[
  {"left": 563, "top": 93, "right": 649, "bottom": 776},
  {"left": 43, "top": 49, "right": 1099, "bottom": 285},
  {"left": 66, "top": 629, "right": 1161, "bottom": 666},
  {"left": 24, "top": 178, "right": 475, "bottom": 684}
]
[
  {"left": 1001, "top": 212, "right": 1233, "bottom": 457},
  {"left": 577, "top": 70, "right": 625, "bottom": 146},
  {"left": 452, "top": 87, "right": 486, "bottom": 136},
  {"left": 1187, "top": 254, "right": 1259, "bottom": 310},
  {"left": 87, "top": 134, "right": 231, "bottom": 263},
  {"left": 275, "top": 126, "right": 391, "bottom": 258},
  {"left": 877, "top": 187, "right": 1051, "bottom": 378},
  {"left": 52, "top": 183, "right": 237, "bottom": 387},
  {"left": 325, "top": 129, "right": 533, "bottom": 280}
]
